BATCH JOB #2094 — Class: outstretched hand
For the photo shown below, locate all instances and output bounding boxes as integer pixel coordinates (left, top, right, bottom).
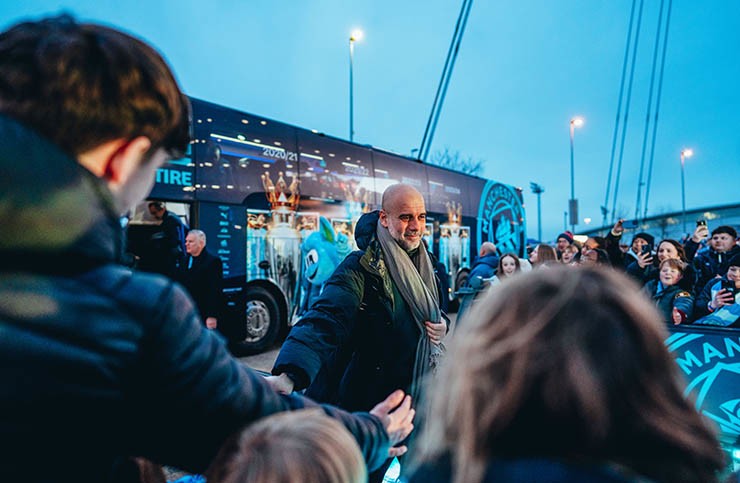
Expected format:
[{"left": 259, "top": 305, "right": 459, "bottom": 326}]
[{"left": 370, "top": 390, "right": 415, "bottom": 457}]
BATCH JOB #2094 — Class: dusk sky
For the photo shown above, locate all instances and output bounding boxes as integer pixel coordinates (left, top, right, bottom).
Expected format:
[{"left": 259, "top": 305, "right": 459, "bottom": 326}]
[{"left": 3, "top": 1, "right": 738, "bottom": 241}]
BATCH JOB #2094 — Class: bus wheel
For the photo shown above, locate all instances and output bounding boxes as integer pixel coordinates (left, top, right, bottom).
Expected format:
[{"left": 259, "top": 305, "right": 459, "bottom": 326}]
[{"left": 232, "top": 286, "right": 280, "bottom": 356}]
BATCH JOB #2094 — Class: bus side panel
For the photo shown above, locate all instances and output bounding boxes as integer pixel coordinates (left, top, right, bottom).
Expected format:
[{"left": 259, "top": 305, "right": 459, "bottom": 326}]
[{"left": 666, "top": 325, "right": 740, "bottom": 446}]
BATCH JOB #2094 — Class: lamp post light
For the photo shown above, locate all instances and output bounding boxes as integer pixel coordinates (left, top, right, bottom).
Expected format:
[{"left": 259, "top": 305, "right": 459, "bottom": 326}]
[
  {"left": 530, "top": 182, "right": 545, "bottom": 242},
  {"left": 569, "top": 116, "right": 584, "bottom": 234},
  {"left": 680, "top": 147, "right": 693, "bottom": 235},
  {"left": 349, "top": 29, "right": 363, "bottom": 142}
]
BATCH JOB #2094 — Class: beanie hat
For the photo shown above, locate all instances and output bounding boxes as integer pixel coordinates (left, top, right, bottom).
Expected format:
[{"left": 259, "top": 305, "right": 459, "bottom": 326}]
[
  {"left": 728, "top": 253, "right": 740, "bottom": 269},
  {"left": 633, "top": 232, "right": 655, "bottom": 249},
  {"left": 712, "top": 225, "right": 738, "bottom": 239},
  {"left": 557, "top": 231, "right": 574, "bottom": 244}
]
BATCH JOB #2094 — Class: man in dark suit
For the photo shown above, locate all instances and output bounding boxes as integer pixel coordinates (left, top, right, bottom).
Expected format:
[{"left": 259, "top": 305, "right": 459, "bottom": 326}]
[{"left": 180, "top": 229, "right": 223, "bottom": 329}]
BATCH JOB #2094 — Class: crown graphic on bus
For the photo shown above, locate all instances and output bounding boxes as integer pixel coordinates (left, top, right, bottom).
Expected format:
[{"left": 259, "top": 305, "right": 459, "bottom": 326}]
[{"left": 261, "top": 171, "right": 300, "bottom": 212}]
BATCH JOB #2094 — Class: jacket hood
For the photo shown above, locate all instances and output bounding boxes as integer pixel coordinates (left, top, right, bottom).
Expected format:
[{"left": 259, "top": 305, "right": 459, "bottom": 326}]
[
  {"left": 0, "top": 115, "right": 122, "bottom": 268},
  {"left": 473, "top": 253, "right": 499, "bottom": 268},
  {"left": 355, "top": 210, "right": 380, "bottom": 251}
]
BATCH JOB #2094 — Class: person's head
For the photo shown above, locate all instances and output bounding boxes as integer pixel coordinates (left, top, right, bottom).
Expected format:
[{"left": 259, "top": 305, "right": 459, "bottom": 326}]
[
  {"left": 727, "top": 254, "right": 740, "bottom": 287},
  {"left": 656, "top": 239, "right": 686, "bottom": 263},
  {"left": 497, "top": 253, "right": 520, "bottom": 278},
  {"left": 414, "top": 266, "right": 724, "bottom": 483},
  {"left": 531, "top": 243, "right": 557, "bottom": 266},
  {"left": 581, "top": 248, "right": 610, "bottom": 266},
  {"left": 556, "top": 231, "right": 574, "bottom": 253},
  {"left": 582, "top": 236, "right": 605, "bottom": 257},
  {"left": 147, "top": 201, "right": 166, "bottom": 220},
  {"left": 206, "top": 409, "right": 367, "bottom": 483},
  {"left": 710, "top": 225, "right": 737, "bottom": 253},
  {"left": 185, "top": 229, "right": 206, "bottom": 257},
  {"left": 659, "top": 258, "right": 685, "bottom": 287},
  {"left": 0, "top": 15, "right": 190, "bottom": 213},
  {"left": 479, "top": 241, "right": 497, "bottom": 257},
  {"left": 379, "top": 184, "right": 426, "bottom": 251},
  {"left": 631, "top": 232, "right": 655, "bottom": 254},
  {"left": 560, "top": 242, "right": 581, "bottom": 265}
]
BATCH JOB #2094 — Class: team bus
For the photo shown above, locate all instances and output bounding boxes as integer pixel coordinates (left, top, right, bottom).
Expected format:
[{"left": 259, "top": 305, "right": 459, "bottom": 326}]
[{"left": 126, "top": 98, "right": 527, "bottom": 354}]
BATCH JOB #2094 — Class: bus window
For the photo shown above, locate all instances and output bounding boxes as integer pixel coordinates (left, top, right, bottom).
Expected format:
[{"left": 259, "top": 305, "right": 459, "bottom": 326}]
[{"left": 191, "top": 99, "right": 299, "bottom": 205}]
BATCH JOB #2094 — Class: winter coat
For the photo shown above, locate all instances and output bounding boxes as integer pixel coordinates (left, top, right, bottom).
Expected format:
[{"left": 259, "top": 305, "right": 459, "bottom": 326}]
[
  {"left": 467, "top": 252, "right": 499, "bottom": 284},
  {"left": 693, "top": 277, "right": 740, "bottom": 327},
  {"left": 642, "top": 279, "right": 694, "bottom": 324},
  {"left": 178, "top": 249, "right": 224, "bottom": 321},
  {"left": 408, "top": 456, "right": 639, "bottom": 483},
  {"left": 0, "top": 115, "right": 390, "bottom": 482},
  {"left": 273, "top": 211, "right": 446, "bottom": 413},
  {"left": 692, "top": 245, "right": 740, "bottom": 295}
]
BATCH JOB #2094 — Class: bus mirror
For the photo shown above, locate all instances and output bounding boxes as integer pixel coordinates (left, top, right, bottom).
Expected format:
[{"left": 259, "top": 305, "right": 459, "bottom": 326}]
[{"left": 258, "top": 260, "right": 270, "bottom": 270}]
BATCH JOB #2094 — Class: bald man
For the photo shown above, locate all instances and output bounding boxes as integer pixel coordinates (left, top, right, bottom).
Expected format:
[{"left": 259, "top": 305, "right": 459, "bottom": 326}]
[
  {"left": 466, "top": 241, "right": 499, "bottom": 285},
  {"left": 269, "top": 184, "right": 448, "bottom": 482}
]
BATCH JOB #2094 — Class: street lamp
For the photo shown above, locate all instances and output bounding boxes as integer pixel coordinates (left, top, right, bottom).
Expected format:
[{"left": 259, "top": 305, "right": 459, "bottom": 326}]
[
  {"left": 530, "top": 182, "right": 545, "bottom": 242},
  {"left": 680, "top": 147, "right": 693, "bottom": 235},
  {"left": 568, "top": 116, "right": 584, "bottom": 234},
  {"left": 349, "top": 29, "right": 363, "bottom": 142}
]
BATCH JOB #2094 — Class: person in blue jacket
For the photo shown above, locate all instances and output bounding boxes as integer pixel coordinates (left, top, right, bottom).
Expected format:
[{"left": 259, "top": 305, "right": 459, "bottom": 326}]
[
  {"left": 0, "top": 15, "right": 412, "bottom": 483},
  {"left": 642, "top": 258, "right": 694, "bottom": 325},
  {"left": 465, "top": 241, "right": 499, "bottom": 285}
]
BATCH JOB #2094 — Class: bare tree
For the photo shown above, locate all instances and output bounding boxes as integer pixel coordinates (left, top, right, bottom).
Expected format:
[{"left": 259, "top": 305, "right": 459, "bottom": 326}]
[{"left": 428, "top": 146, "right": 484, "bottom": 176}]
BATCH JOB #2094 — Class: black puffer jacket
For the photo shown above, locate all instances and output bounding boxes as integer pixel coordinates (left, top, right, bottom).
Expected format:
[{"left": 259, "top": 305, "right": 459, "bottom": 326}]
[
  {"left": 0, "top": 115, "right": 390, "bottom": 482},
  {"left": 692, "top": 245, "right": 740, "bottom": 295},
  {"left": 274, "top": 211, "right": 446, "bottom": 413}
]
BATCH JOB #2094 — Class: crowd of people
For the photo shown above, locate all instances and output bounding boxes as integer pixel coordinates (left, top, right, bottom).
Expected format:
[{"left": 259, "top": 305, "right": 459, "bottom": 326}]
[
  {"left": 1, "top": 13, "right": 738, "bottom": 483},
  {"left": 462, "top": 221, "right": 740, "bottom": 329}
]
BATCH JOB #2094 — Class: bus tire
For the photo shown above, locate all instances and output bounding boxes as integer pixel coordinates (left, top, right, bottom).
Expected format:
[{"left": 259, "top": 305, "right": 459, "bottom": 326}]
[{"left": 231, "top": 286, "right": 281, "bottom": 356}]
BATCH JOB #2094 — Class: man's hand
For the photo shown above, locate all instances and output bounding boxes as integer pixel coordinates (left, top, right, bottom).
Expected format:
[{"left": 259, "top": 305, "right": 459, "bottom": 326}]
[
  {"left": 612, "top": 219, "right": 624, "bottom": 237},
  {"left": 264, "top": 373, "right": 295, "bottom": 395},
  {"left": 205, "top": 317, "right": 218, "bottom": 329},
  {"left": 370, "top": 390, "right": 415, "bottom": 457},
  {"left": 691, "top": 224, "right": 709, "bottom": 243},
  {"left": 636, "top": 251, "right": 653, "bottom": 269},
  {"left": 425, "top": 320, "right": 446, "bottom": 345}
]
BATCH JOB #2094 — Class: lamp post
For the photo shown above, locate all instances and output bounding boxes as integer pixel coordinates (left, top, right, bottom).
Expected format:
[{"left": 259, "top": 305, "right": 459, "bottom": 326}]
[
  {"left": 569, "top": 116, "right": 584, "bottom": 234},
  {"left": 530, "top": 182, "right": 544, "bottom": 242},
  {"left": 349, "top": 29, "right": 363, "bottom": 142},
  {"left": 680, "top": 148, "right": 693, "bottom": 235}
]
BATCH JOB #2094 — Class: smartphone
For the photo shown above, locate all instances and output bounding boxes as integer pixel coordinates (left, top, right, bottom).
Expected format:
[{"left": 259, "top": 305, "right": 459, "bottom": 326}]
[
  {"left": 721, "top": 279, "right": 737, "bottom": 297},
  {"left": 622, "top": 219, "right": 639, "bottom": 229},
  {"left": 696, "top": 219, "right": 707, "bottom": 227},
  {"left": 641, "top": 245, "right": 651, "bottom": 255}
]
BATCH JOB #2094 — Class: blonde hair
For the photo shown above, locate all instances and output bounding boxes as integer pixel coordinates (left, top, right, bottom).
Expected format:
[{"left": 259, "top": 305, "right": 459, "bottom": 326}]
[
  {"left": 413, "top": 266, "right": 724, "bottom": 483},
  {"left": 206, "top": 409, "right": 367, "bottom": 483}
]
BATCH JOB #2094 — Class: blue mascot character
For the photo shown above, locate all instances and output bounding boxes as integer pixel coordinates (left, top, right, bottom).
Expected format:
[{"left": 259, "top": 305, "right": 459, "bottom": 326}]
[{"left": 294, "top": 217, "right": 349, "bottom": 319}]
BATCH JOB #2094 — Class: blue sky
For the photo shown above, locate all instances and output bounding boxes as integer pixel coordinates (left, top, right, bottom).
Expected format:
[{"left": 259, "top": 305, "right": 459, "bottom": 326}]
[{"left": 2, "top": 1, "right": 738, "bottom": 240}]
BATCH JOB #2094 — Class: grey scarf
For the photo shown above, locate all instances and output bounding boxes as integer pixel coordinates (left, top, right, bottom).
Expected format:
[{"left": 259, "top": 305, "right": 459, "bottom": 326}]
[{"left": 376, "top": 220, "right": 445, "bottom": 404}]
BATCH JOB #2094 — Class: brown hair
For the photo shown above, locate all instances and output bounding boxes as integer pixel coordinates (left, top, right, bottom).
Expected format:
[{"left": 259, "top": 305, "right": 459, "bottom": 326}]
[
  {"left": 496, "top": 253, "right": 521, "bottom": 278},
  {"left": 533, "top": 243, "right": 558, "bottom": 265},
  {"left": 206, "top": 409, "right": 367, "bottom": 483},
  {"left": 660, "top": 257, "right": 686, "bottom": 273},
  {"left": 414, "top": 266, "right": 724, "bottom": 483},
  {"left": 0, "top": 14, "right": 190, "bottom": 158}
]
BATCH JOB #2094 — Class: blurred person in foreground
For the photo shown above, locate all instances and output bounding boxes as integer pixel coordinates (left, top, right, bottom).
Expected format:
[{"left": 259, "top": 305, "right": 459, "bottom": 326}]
[
  {"left": 0, "top": 15, "right": 412, "bottom": 482},
  {"left": 206, "top": 409, "right": 367, "bottom": 483},
  {"left": 408, "top": 266, "right": 724, "bottom": 483}
]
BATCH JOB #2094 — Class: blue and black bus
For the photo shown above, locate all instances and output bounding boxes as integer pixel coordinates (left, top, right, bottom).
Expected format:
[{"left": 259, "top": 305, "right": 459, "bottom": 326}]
[{"left": 126, "top": 97, "right": 527, "bottom": 354}]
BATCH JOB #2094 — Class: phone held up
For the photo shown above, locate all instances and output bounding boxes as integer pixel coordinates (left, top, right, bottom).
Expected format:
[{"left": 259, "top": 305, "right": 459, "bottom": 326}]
[
  {"left": 697, "top": 219, "right": 707, "bottom": 227},
  {"left": 622, "top": 219, "right": 639, "bottom": 229},
  {"left": 721, "top": 279, "right": 737, "bottom": 298}
]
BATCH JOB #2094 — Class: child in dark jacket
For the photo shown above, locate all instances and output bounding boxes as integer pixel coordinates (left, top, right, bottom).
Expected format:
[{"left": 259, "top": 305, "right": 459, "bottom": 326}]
[{"left": 642, "top": 258, "right": 693, "bottom": 325}]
